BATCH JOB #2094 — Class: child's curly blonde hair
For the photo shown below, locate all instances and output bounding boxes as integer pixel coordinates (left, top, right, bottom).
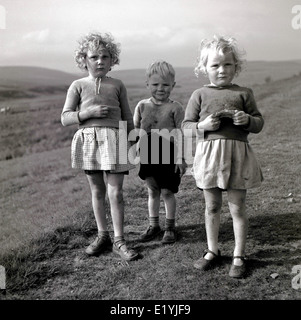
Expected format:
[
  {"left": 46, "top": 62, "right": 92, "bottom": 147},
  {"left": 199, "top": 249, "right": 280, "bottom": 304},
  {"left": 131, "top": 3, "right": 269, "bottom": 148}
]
[
  {"left": 194, "top": 35, "right": 245, "bottom": 78},
  {"left": 74, "top": 32, "right": 121, "bottom": 71}
]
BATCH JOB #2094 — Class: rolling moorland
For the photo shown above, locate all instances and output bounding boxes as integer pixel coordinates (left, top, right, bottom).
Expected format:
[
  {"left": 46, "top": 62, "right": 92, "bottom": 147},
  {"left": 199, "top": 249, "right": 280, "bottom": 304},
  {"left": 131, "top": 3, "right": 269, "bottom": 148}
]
[{"left": 0, "top": 62, "right": 301, "bottom": 302}]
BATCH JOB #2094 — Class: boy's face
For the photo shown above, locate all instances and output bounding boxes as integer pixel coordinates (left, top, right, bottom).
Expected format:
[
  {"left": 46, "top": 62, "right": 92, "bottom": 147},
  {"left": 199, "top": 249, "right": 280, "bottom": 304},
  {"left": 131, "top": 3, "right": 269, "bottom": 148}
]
[
  {"left": 147, "top": 74, "right": 175, "bottom": 103},
  {"left": 85, "top": 46, "right": 112, "bottom": 78},
  {"left": 206, "top": 50, "right": 236, "bottom": 87}
]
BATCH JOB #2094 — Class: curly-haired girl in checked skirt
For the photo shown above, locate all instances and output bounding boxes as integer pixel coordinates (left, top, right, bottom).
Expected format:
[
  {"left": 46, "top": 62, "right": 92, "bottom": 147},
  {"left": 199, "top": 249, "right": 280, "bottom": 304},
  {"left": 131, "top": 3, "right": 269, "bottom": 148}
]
[{"left": 61, "top": 32, "right": 138, "bottom": 261}]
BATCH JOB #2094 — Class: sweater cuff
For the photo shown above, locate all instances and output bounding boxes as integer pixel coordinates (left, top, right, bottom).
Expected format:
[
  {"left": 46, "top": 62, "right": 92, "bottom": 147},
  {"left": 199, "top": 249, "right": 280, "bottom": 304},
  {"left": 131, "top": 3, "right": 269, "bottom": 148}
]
[
  {"left": 77, "top": 111, "right": 82, "bottom": 124},
  {"left": 242, "top": 114, "right": 251, "bottom": 131}
]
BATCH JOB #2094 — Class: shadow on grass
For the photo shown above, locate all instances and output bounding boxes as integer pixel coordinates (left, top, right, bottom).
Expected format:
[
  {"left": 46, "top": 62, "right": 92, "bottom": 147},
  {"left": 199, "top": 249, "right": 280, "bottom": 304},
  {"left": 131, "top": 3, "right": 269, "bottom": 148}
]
[
  {"left": 215, "top": 211, "right": 301, "bottom": 248},
  {"left": 129, "top": 210, "right": 301, "bottom": 255},
  {"left": 221, "top": 211, "right": 301, "bottom": 276},
  {"left": 1, "top": 210, "right": 300, "bottom": 298}
]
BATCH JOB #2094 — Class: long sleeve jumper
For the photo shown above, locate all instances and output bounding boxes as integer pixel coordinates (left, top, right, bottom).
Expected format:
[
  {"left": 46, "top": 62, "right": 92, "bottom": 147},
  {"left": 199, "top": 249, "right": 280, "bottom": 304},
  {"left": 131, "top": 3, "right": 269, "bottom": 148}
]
[
  {"left": 182, "top": 84, "right": 264, "bottom": 142},
  {"left": 61, "top": 76, "right": 134, "bottom": 133}
]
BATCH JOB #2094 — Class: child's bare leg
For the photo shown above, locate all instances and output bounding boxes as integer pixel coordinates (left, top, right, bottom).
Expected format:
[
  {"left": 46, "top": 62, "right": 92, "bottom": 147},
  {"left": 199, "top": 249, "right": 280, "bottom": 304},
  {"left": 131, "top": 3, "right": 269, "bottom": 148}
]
[
  {"left": 145, "top": 177, "right": 161, "bottom": 217},
  {"left": 161, "top": 189, "right": 176, "bottom": 220},
  {"left": 106, "top": 173, "right": 125, "bottom": 237},
  {"left": 138, "top": 177, "right": 162, "bottom": 242},
  {"left": 107, "top": 172, "right": 138, "bottom": 261},
  {"left": 228, "top": 189, "right": 248, "bottom": 266},
  {"left": 86, "top": 171, "right": 107, "bottom": 231},
  {"left": 161, "top": 188, "right": 177, "bottom": 243},
  {"left": 85, "top": 171, "right": 111, "bottom": 256},
  {"left": 203, "top": 188, "right": 222, "bottom": 259}
]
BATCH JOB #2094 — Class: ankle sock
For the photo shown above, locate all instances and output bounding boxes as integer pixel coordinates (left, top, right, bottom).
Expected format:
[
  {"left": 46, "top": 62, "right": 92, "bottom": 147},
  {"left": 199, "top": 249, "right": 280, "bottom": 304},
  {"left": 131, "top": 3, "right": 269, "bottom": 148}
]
[
  {"left": 149, "top": 216, "right": 159, "bottom": 227},
  {"left": 114, "top": 235, "right": 125, "bottom": 245},
  {"left": 233, "top": 257, "right": 244, "bottom": 266},
  {"left": 98, "top": 230, "right": 110, "bottom": 239},
  {"left": 165, "top": 218, "right": 175, "bottom": 230}
]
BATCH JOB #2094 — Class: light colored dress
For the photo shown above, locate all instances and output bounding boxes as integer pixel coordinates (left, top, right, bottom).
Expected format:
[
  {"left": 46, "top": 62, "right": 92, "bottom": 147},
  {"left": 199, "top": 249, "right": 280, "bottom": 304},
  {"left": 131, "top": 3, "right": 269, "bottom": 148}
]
[
  {"left": 182, "top": 84, "right": 264, "bottom": 190},
  {"left": 192, "top": 139, "right": 263, "bottom": 190}
]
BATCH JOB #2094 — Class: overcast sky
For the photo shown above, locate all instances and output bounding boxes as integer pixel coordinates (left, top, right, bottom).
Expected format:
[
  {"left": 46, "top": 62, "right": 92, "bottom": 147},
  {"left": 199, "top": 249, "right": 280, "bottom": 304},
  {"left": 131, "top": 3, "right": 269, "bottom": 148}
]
[{"left": 0, "top": 0, "right": 300, "bottom": 73}]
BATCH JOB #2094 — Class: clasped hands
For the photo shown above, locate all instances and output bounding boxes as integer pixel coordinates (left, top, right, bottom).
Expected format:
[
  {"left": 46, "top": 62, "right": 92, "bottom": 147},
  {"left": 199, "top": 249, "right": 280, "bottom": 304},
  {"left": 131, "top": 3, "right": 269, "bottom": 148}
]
[{"left": 197, "top": 110, "right": 250, "bottom": 131}]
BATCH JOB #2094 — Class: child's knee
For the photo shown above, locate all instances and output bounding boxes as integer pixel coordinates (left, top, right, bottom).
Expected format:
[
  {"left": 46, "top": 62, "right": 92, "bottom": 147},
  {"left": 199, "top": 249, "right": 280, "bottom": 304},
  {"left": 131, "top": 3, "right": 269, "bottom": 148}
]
[
  {"left": 108, "top": 188, "right": 123, "bottom": 203},
  {"left": 90, "top": 185, "right": 106, "bottom": 199},
  {"left": 161, "top": 189, "right": 174, "bottom": 200},
  {"left": 206, "top": 201, "right": 222, "bottom": 215},
  {"left": 230, "top": 207, "right": 247, "bottom": 220},
  {"left": 148, "top": 186, "right": 160, "bottom": 199},
  {"left": 146, "top": 178, "right": 160, "bottom": 197}
]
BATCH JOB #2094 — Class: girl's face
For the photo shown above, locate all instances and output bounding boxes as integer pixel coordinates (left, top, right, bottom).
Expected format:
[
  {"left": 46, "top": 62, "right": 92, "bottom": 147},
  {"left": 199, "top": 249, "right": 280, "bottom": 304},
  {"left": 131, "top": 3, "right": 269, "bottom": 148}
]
[
  {"left": 147, "top": 74, "right": 175, "bottom": 103},
  {"left": 205, "top": 50, "right": 236, "bottom": 87},
  {"left": 85, "top": 46, "right": 112, "bottom": 78}
]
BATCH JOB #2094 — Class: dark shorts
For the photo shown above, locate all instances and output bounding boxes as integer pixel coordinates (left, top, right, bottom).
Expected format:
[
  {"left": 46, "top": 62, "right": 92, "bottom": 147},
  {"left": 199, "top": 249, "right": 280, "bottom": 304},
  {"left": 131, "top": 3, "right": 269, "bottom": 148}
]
[
  {"left": 138, "top": 133, "right": 181, "bottom": 193},
  {"left": 138, "top": 163, "right": 181, "bottom": 193}
]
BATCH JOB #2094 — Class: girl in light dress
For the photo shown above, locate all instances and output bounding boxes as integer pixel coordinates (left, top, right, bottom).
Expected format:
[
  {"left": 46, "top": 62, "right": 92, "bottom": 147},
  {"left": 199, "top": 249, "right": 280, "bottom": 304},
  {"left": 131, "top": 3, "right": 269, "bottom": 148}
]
[{"left": 182, "top": 36, "right": 264, "bottom": 278}]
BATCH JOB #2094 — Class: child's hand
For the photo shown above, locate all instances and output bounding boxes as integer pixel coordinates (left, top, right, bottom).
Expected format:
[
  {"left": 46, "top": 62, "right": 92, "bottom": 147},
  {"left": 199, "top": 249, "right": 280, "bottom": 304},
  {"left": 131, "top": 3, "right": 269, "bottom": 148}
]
[
  {"left": 233, "top": 111, "right": 250, "bottom": 126},
  {"left": 175, "top": 162, "right": 187, "bottom": 177},
  {"left": 88, "top": 105, "right": 109, "bottom": 118},
  {"left": 197, "top": 114, "right": 221, "bottom": 131}
]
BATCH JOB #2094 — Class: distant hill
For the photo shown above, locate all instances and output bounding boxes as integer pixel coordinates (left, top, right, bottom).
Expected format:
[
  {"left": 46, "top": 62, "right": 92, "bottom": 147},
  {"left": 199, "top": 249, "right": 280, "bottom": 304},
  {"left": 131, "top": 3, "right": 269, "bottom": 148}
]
[
  {"left": 0, "top": 66, "right": 80, "bottom": 88},
  {"left": 0, "top": 66, "right": 82, "bottom": 100},
  {"left": 1, "top": 60, "right": 301, "bottom": 100},
  {"left": 237, "top": 60, "right": 301, "bottom": 86},
  {"left": 113, "top": 60, "right": 301, "bottom": 89}
]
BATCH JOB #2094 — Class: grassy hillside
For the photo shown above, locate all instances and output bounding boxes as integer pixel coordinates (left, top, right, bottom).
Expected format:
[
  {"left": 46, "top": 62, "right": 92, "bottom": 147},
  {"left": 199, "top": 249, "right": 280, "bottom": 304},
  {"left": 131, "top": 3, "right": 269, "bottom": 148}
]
[{"left": 0, "top": 64, "right": 300, "bottom": 301}]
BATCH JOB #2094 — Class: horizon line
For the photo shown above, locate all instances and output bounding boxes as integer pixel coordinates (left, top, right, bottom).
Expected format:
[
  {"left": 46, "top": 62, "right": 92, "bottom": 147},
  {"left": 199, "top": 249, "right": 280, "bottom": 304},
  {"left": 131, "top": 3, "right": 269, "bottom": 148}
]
[{"left": 1, "top": 58, "right": 301, "bottom": 75}]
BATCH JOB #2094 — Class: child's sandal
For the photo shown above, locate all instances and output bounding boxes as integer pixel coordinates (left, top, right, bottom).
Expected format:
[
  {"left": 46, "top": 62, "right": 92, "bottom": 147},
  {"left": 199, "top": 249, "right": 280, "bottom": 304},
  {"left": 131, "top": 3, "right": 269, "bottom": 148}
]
[
  {"left": 193, "top": 249, "right": 221, "bottom": 271},
  {"left": 113, "top": 241, "right": 139, "bottom": 261},
  {"left": 229, "top": 256, "right": 247, "bottom": 278}
]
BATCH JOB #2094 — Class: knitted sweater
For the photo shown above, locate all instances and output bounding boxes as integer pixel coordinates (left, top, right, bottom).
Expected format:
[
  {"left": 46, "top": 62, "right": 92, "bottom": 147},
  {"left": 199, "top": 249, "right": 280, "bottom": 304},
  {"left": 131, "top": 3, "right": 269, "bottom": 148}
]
[
  {"left": 134, "top": 98, "right": 185, "bottom": 161},
  {"left": 134, "top": 98, "right": 184, "bottom": 133},
  {"left": 182, "top": 84, "right": 264, "bottom": 142},
  {"left": 61, "top": 76, "right": 134, "bottom": 132}
]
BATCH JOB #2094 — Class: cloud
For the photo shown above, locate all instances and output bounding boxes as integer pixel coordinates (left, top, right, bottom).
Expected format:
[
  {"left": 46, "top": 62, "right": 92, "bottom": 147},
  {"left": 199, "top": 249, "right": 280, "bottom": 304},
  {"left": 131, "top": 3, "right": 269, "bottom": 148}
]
[
  {"left": 117, "top": 26, "right": 203, "bottom": 52},
  {"left": 1, "top": 0, "right": 299, "bottom": 72},
  {"left": 116, "top": 27, "right": 172, "bottom": 47},
  {"left": 22, "top": 29, "right": 50, "bottom": 43}
]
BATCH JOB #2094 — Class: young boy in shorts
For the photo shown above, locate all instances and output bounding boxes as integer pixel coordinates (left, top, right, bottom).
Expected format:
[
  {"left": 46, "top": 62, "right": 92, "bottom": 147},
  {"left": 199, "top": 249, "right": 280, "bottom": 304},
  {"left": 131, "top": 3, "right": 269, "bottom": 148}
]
[{"left": 133, "top": 60, "right": 186, "bottom": 244}]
